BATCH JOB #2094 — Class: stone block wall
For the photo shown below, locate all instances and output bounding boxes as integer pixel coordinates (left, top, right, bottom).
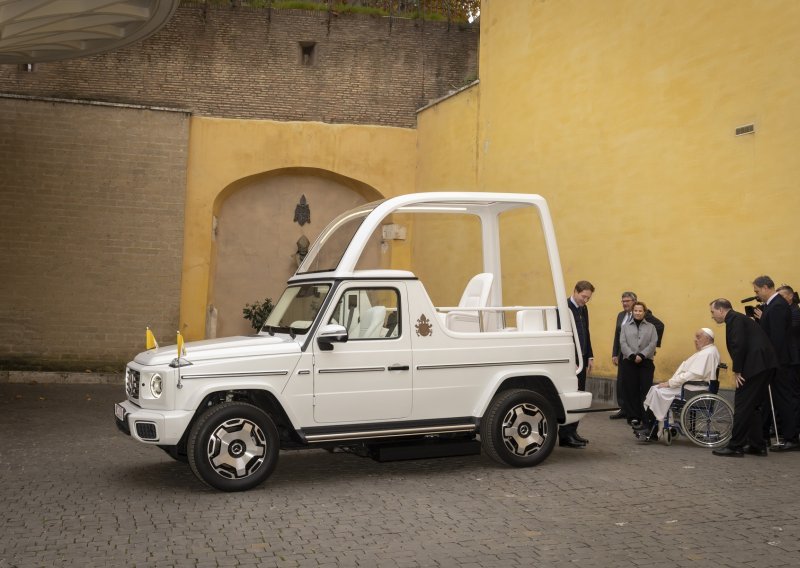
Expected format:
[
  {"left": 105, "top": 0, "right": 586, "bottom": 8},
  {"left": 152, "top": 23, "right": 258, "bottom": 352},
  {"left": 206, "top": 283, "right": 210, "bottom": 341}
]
[{"left": 0, "top": 97, "right": 189, "bottom": 370}]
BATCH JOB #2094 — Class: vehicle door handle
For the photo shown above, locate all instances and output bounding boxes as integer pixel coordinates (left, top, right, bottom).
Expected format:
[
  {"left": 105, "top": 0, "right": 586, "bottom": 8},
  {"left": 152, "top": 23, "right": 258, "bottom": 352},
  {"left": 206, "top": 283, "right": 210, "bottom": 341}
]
[{"left": 387, "top": 364, "right": 410, "bottom": 371}]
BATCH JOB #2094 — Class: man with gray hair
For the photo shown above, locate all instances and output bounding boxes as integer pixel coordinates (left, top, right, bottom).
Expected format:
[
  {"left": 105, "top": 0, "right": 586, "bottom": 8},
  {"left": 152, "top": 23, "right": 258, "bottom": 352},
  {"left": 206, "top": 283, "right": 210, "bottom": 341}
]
[
  {"left": 752, "top": 275, "right": 800, "bottom": 450},
  {"left": 610, "top": 291, "right": 637, "bottom": 419},
  {"left": 635, "top": 327, "right": 720, "bottom": 439}
]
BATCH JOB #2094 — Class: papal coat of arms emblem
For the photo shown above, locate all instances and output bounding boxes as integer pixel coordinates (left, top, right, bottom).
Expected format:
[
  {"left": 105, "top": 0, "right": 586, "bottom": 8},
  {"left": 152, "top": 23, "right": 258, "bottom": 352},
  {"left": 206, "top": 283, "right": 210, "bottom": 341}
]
[
  {"left": 294, "top": 194, "right": 311, "bottom": 226},
  {"left": 415, "top": 314, "right": 433, "bottom": 337}
]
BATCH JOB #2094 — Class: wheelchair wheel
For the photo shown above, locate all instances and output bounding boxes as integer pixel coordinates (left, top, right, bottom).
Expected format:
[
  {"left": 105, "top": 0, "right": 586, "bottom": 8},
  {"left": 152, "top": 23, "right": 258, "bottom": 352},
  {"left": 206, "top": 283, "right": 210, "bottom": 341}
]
[{"left": 679, "top": 394, "right": 734, "bottom": 448}]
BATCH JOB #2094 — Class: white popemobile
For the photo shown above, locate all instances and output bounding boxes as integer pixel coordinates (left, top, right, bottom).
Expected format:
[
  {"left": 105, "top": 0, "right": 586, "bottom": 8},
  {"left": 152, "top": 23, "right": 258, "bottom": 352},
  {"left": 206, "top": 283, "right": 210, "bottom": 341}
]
[{"left": 115, "top": 192, "right": 592, "bottom": 491}]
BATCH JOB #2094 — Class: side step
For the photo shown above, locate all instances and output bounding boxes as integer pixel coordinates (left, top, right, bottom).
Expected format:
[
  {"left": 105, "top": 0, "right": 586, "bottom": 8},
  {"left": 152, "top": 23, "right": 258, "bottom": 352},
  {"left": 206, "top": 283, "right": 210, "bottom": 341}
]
[{"left": 369, "top": 438, "right": 481, "bottom": 462}]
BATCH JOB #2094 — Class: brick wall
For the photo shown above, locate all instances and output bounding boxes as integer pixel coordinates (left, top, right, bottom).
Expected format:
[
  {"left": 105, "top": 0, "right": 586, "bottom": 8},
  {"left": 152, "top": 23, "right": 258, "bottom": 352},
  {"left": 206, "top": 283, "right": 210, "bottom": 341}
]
[
  {"left": 0, "top": 96, "right": 189, "bottom": 370},
  {"left": 0, "top": 4, "right": 479, "bottom": 128}
]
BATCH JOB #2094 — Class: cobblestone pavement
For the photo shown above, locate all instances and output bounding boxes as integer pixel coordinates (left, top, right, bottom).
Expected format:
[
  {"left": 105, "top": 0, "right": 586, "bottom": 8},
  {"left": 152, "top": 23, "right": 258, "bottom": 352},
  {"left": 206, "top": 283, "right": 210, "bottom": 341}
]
[{"left": 1, "top": 383, "right": 798, "bottom": 568}]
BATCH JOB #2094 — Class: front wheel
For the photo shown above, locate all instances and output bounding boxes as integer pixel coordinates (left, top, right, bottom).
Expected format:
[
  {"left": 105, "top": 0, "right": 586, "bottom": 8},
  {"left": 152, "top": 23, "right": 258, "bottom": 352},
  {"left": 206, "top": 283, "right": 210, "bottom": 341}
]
[
  {"left": 480, "top": 389, "right": 557, "bottom": 467},
  {"left": 187, "top": 402, "right": 280, "bottom": 491}
]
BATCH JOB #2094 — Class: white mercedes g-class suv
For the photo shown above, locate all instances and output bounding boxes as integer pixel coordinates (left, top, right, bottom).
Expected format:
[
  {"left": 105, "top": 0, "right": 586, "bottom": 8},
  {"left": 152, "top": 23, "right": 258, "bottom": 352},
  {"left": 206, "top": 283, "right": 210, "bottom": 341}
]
[{"left": 115, "top": 192, "right": 592, "bottom": 491}]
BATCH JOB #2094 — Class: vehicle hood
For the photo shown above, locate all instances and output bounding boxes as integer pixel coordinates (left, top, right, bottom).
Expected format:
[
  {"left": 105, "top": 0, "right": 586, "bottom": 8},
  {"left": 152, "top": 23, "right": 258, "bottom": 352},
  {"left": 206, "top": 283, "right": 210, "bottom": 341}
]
[{"left": 133, "top": 334, "right": 302, "bottom": 366}]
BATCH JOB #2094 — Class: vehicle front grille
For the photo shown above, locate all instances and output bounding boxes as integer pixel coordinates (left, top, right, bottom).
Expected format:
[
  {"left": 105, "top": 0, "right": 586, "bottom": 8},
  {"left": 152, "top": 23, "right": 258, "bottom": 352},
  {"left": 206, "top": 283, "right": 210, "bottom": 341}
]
[{"left": 125, "top": 368, "right": 140, "bottom": 399}]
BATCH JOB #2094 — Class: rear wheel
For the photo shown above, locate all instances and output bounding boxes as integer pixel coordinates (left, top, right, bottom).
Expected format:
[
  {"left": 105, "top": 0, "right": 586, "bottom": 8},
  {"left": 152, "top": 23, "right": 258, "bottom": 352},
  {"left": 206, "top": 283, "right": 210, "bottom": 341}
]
[
  {"left": 187, "top": 402, "right": 280, "bottom": 491},
  {"left": 679, "top": 394, "right": 734, "bottom": 448},
  {"left": 480, "top": 389, "right": 557, "bottom": 467}
]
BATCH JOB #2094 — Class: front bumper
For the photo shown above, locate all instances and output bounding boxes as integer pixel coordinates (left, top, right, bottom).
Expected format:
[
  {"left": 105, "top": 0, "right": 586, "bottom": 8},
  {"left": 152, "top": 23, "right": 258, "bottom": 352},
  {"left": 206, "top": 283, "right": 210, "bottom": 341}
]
[
  {"left": 560, "top": 391, "right": 593, "bottom": 425},
  {"left": 114, "top": 400, "right": 194, "bottom": 445}
]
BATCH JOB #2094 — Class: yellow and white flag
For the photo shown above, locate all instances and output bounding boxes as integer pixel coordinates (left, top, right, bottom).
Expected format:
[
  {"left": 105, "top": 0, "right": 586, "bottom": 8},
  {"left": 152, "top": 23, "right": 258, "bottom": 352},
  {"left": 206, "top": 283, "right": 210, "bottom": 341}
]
[
  {"left": 177, "top": 331, "right": 187, "bottom": 358},
  {"left": 146, "top": 327, "right": 158, "bottom": 350}
]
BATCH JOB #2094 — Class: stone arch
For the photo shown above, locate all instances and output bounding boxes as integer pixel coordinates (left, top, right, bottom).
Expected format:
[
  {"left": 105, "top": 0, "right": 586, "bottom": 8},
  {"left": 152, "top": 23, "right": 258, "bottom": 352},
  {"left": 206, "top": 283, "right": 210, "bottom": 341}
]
[{"left": 207, "top": 168, "right": 383, "bottom": 337}]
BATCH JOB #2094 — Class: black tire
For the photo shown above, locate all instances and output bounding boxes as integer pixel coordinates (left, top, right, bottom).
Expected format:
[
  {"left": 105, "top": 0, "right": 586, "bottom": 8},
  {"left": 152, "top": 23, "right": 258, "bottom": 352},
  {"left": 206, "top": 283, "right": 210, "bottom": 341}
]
[
  {"left": 187, "top": 401, "right": 280, "bottom": 492},
  {"left": 480, "top": 388, "right": 557, "bottom": 467}
]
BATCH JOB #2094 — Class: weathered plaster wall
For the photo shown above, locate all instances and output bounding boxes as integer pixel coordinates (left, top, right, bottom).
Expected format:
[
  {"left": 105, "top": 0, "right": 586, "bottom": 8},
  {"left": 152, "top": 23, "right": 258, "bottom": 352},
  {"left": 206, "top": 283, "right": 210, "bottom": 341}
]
[{"left": 416, "top": 0, "right": 800, "bottom": 383}]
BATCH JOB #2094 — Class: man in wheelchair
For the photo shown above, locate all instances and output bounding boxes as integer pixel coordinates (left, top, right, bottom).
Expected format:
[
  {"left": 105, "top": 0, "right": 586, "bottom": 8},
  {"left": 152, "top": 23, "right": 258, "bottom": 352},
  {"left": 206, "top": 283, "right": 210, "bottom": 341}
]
[{"left": 633, "top": 328, "right": 721, "bottom": 441}]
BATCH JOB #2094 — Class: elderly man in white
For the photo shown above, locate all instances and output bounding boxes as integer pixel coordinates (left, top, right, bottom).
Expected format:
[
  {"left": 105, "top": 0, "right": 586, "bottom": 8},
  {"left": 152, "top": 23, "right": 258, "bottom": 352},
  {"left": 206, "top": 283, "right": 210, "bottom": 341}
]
[{"left": 635, "top": 328, "right": 720, "bottom": 439}]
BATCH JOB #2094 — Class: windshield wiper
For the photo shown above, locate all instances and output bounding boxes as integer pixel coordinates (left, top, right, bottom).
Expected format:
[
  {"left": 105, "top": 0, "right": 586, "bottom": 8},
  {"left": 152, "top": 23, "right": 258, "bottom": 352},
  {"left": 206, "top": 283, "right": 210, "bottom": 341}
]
[{"left": 263, "top": 325, "right": 275, "bottom": 336}]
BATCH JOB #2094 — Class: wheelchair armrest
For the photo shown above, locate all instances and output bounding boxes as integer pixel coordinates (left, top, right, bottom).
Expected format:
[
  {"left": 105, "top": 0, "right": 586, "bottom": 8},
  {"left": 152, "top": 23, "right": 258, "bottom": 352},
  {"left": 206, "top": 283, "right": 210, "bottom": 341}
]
[{"left": 680, "top": 380, "right": 711, "bottom": 398}]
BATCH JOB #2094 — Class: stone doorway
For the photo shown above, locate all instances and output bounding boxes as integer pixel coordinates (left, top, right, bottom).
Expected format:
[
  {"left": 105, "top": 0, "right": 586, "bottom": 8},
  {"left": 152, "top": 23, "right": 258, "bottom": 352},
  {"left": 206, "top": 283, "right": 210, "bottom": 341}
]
[{"left": 208, "top": 168, "right": 382, "bottom": 337}]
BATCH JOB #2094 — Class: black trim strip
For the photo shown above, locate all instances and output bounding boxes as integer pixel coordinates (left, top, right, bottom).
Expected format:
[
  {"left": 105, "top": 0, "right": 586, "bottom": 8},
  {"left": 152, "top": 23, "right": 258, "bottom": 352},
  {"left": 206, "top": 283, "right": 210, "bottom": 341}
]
[
  {"left": 180, "top": 370, "right": 289, "bottom": 380},
  {"left": 568, "top": 407, "right": 620, "bottom": 414},
  {"left": 416, "top": 359, "right": 569, "bottom": 371},
  {"left": 301, "top": 416, "right": 478, "bottom": 442},
  {"left": 304, "top": 424, "right": 476, "bottom": 442},
  {"left": 317, "top": 367, "right": 386, "bottom": 374}
]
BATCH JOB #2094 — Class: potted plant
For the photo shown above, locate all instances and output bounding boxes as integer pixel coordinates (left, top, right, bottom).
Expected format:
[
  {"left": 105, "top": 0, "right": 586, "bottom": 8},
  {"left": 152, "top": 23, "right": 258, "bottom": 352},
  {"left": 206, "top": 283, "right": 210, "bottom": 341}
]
[{"left": 242, "top": 298, "right": 274, "bottom": 331}]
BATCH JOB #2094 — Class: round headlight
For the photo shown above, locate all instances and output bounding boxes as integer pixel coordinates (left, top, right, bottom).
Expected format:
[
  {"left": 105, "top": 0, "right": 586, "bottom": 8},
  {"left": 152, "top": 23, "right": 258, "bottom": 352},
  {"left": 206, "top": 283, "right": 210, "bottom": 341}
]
[{"left": 150, "top": 373, "right": 163, "bottom": 398}]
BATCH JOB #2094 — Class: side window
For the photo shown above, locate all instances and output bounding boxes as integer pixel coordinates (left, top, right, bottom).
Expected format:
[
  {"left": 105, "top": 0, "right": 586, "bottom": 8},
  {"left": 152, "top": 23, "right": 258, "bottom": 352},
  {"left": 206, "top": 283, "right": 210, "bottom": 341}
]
[{"left": 327, "top": 288, "right": 400, "bottom": 340}]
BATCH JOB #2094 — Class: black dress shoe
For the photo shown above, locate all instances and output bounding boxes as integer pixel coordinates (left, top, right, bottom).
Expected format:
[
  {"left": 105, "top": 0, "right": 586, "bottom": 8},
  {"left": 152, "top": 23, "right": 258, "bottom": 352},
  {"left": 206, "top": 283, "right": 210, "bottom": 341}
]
[
  {"left": 559, "top": 437, "right": 586, "bottom": 448},
  {"left": 712, "top": 447, "right": 744, "bottom": 457},
  {"left": 609, "top": 410, "right": 626, "bottom": 420},
  {"left": 770, "top": 440, "right": 800, "bottom": 452},
  {"left": 573, "top": 433, "right": 590, "bottom": 444},
  {"left": 743, "top": 445, "right": 768, "bottom": 456}
]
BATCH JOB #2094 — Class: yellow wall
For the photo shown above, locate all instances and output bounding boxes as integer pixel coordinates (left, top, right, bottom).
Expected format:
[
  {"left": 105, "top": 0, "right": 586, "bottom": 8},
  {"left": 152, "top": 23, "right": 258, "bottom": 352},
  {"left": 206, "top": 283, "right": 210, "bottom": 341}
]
[
  {"left": 417, "top": 0, "right": 800, "bottom": 383},
  {"left": 181, "top": 117, "right": 416, "bottom": 339}
]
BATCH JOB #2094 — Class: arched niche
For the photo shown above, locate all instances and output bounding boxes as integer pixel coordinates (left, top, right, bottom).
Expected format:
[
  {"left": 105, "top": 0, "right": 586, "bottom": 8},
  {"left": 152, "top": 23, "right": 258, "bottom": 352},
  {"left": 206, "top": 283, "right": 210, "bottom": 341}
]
[{"left": 208, "top": 168, "right": 383, "bottom": 337}]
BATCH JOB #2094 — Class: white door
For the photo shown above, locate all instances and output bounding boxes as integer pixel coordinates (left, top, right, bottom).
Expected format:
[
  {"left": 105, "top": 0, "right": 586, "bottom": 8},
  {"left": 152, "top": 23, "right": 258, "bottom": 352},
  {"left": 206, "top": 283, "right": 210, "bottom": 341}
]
[{"left": 312, "top": 284, "right": 412, "bottom": 423}]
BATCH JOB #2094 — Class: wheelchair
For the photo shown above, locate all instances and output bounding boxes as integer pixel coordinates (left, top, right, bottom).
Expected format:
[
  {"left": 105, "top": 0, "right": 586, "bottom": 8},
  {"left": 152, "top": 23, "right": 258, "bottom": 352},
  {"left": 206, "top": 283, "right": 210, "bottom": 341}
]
[{"left": 634, "top": 364, "right": 734, "bottom": 448}]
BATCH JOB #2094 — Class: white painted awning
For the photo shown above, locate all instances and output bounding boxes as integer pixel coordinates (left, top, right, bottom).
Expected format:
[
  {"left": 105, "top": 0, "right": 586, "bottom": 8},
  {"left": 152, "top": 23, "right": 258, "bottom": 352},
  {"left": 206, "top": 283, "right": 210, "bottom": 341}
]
[{"left": 0, "top": 0, "right": 179, "bottom": 64}]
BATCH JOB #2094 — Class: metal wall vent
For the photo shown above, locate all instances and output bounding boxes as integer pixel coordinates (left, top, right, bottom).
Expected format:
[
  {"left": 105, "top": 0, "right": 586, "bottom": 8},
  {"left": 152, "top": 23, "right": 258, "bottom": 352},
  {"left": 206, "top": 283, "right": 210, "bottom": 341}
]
[{"left": 735, "top": 124, "right": 755, "bottom": 136}]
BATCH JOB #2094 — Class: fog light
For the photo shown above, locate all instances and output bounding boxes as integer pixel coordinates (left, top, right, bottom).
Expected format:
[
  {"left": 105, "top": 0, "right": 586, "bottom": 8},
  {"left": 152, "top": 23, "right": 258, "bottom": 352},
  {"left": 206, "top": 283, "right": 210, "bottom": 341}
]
[{"left": 150, "top": 373, "right": 163, "bottom": 398}]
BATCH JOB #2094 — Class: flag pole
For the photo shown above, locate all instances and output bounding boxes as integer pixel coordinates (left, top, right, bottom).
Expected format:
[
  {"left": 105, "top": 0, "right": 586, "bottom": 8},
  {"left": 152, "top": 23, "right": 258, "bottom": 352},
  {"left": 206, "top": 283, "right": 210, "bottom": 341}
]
[{"left": 176, "top": 330, "right": 184, "bottom": 390}]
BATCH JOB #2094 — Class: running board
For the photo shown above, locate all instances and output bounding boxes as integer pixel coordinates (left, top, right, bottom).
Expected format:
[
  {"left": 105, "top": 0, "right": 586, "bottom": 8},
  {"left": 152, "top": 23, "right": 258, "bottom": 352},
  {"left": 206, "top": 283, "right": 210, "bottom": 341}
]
[
  {"left": 304, "top": 423, "right": 476, "bottom": 443},
  {"left": 567, "top": 406, "right": 620, "bottom": 414}
]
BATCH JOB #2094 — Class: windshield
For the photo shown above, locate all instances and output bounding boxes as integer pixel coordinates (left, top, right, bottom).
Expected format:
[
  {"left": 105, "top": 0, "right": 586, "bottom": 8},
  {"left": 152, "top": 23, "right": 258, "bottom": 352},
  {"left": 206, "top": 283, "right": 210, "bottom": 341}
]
[
  {"left": 297, "top": 203, "right": 378, "bottom": 273},
  {"left": 262, "top": 283, "right": 331, "bottom": 334}
]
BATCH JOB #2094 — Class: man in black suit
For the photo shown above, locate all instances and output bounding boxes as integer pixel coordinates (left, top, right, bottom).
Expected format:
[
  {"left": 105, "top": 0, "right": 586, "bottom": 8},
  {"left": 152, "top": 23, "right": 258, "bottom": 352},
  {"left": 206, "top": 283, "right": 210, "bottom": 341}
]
[
  {"left": 610, "top": 291, "right": 666, "bottom": 419},
  {"left": 610, "top": 291, "right": 636, "bottom": 419},
  {"left": 752, "top": 275, "right": 800, "bottom": 451},
  {"left": 710, "top": 298, "right": 777, "bottom": 457},
  {"left": 560, "top": 280, "right": 594, "bottom": 448}
]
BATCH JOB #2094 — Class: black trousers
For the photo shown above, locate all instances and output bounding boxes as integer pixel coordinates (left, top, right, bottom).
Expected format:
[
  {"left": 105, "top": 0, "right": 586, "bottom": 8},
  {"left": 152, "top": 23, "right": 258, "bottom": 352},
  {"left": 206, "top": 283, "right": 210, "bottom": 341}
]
[
  {"left": 761, "top": 365, "right": 799, "bottom": 442},
  {"left": 559, "top": 358, "right": 588, "bottom": 439},
  {"left": 615, "top": 359, "right": 625, "bottom": 409},
  {"left": 730, "top": 369, "right": 771, "bottom": 450},
  {"left": 620, "top": 358, "right": 654, "bottom": 422}
]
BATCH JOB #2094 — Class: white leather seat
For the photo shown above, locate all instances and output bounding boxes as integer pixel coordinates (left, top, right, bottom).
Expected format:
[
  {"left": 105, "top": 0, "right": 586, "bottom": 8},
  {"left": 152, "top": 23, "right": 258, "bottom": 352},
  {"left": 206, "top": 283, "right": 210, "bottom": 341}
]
[
  {"left": 517, "top": 310, "right": 545, "bottom": 332},
  {"left": 446, "top": 273, "right": 494, "bottom": 332},
  {"left": 516, "top": 308, "right": 559, "bottom": 332},
  {"left": 351, "top": 306, "right": 386, "bottom": 338}
]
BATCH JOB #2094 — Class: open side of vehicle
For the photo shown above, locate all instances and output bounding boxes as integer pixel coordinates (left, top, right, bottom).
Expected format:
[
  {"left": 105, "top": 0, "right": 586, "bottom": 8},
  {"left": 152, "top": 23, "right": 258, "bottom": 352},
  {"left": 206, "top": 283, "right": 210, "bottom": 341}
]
[{"left": 115, "top": 192, "right": 592, "bottom": 491}]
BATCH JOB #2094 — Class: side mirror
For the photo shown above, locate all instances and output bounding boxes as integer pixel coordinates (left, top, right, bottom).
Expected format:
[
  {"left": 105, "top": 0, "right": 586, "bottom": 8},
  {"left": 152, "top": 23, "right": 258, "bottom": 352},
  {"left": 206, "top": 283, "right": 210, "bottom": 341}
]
[{"left": 317, "top": 324, "right": 348, "bottom": 351}]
